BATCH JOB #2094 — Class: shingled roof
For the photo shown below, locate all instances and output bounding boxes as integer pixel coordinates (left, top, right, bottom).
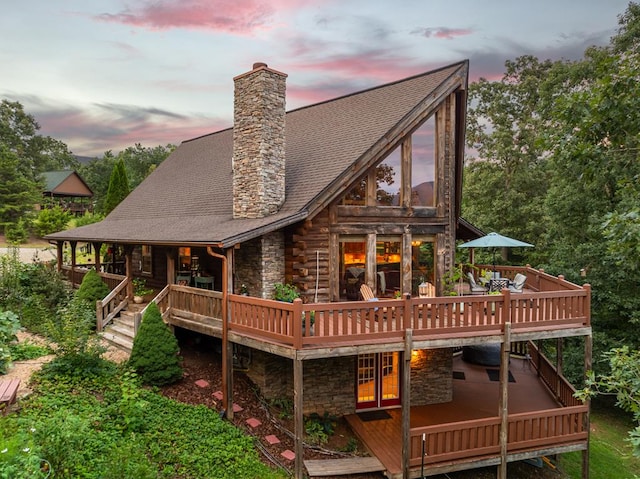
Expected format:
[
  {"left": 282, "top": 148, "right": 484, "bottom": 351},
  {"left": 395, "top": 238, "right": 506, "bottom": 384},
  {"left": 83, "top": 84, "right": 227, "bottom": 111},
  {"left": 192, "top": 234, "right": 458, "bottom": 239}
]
[{"left": 47, "top": 61, "right": 469, "bottom": 247}]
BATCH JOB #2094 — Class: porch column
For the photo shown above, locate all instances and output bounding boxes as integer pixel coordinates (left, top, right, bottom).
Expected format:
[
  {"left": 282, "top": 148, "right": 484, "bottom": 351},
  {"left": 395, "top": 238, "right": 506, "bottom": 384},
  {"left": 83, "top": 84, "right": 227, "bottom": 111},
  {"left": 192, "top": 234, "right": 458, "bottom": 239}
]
[
  {"left": 122, "top": 245, "right": 134, "bottom": 298},
  {"left": 56, "top": 241, "right": 63, "bottom": 272},
  {"left": 293, "top": 354, "right": 304, "bottom": 479},
  {"left": 582, "top": 334, "right": 592, "bottom": 479},
  {"left": 70, "top": 241, "right": 77, "bottom": 287},
  {"left": 402, "top": 329, "right": 412, "bottom": 478},
  {"left": 92, "top": 242, "right": 102, "bottom": 272},
  {"left": 166, "top": 251, "right": 176, "bottom": 284},
  {"left": 556, "top": 337, "right": 564, "bottom": 403},
  {"left": 498, "top": 322, "right": 511, "bottom": 479}
]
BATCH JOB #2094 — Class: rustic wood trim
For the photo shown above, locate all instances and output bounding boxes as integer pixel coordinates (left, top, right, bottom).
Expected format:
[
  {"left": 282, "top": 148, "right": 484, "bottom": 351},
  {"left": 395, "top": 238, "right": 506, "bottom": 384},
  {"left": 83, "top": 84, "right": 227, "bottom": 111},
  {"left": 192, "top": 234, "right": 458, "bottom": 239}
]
[
  {"left": 367, "top": 169, "right": 377, "bottom": 205},
  {"left": 331, "top": 223, "right": 446, "bottom": 236},
  {"left": 329, "top": 232, "right": 339, "bottom": 301},
  {"left": 166, "top": 251, "right": 175, "bottom": 285},
  {"left": 366, "top": 234, "right": 376, "bottom": 292},
  {"left": 401, "top": 136, "right": 412, "bottom": 208},
  {"left": 498, "top": 323, "right": 511, "bottom": 479},
  {"left": 294, "top": 355, "right": 304, "bottom": 479},
  {"left": 402, "top": 233, "right": 412, "bottom": 294},
  {"left": 337, "top": 205, "right": 438, "bottom": 218},
  {"left": 402, "top": 329, "right": 413, "bottom": 479}
]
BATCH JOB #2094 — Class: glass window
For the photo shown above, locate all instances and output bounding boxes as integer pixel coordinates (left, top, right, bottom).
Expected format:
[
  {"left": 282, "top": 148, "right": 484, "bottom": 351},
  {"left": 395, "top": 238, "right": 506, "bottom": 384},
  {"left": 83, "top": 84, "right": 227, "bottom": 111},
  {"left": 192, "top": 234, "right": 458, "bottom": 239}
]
[
  {"left": 340, "top": 238, "right": 366, "bottom": 300},
  {"left": 411, "top": 118, "right": 436, "bottom": 207},
  {"left": 376, "top": 237, "right": 402, "bottom": 297},
  {"left": 342, "top": 176, "right": 367, "bottom": 205},
  {"left": 411, "top": 238, "right": 435, "bottom": 296},
  {"left": 141, "top": 245, "right": 152, "bottom": 274},
  {"left": 376, "top": 148, "right": 400, "bottom": 206}
]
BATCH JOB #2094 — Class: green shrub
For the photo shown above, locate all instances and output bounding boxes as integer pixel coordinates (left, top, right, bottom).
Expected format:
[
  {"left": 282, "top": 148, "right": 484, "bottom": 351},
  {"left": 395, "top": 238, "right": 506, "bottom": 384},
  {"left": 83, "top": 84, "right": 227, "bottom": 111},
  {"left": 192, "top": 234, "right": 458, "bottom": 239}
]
[
  {"left": 46, "top": 296, "right": 100, "bottom": 358},
  {"left": 273, "top": 282, "right": 299, "bottom": 302},
  {"left": 32, "top": 206, "right": 72, "bottom": 238},
  {"left": 75, "top": 269, "right": 109, "bottom": 304},
  {"left": 9, "top": 340, "right": 52, "bottom": 361},
  {"left": 4, "top": 218, "right": 29, "bottom": 245},
  {"left": 128, "top": 302, "right": 182, "bottom": 386},
  {"left": 0, "top": 310, "right": 20, "bottom": 374}
]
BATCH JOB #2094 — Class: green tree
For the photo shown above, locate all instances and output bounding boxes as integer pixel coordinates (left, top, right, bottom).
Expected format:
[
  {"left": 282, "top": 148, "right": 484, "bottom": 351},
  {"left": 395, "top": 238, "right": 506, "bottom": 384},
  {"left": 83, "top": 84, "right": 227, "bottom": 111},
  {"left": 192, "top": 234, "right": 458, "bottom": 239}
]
[
  {"left": 128, "top": 302, "right": 182, "bottom": 386},
  {"left": 75, "top": 269, "right": 110, "bottom": 304},
  {"left": 32, "top": 205, "right": 72, "bottom": 238},
  {"left": 0, "top": 99, "right": 78, "bottom": 180},
  {"left": 0, "top": 145, "right": 40, "bottom": 231},
  {"left": 103, "top": 158, "right": 130, "bottom": 215}
]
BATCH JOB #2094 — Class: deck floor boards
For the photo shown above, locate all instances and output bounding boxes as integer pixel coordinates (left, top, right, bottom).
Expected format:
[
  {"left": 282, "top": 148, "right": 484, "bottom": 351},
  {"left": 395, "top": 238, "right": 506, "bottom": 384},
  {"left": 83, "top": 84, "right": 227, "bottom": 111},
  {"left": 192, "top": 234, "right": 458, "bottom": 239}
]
[
  {"left": 345, "top": 356, "right": 563, "bottom": 477},
  {"left": 304, "top": 457, "right": 384, "bottom": 477}
]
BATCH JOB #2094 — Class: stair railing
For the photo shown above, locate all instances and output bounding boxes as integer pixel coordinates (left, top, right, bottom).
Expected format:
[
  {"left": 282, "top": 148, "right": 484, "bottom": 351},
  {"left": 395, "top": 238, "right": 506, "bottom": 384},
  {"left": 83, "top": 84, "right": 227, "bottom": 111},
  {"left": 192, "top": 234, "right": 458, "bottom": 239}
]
[{"left": 96, "top": 276, "right": 129, "bottom": 331}]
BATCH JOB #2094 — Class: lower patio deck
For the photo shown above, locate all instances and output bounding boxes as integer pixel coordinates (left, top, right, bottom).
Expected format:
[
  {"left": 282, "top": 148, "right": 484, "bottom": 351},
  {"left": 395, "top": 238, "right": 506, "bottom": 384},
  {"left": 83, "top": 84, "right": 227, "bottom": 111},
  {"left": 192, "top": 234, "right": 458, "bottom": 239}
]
[{"left": 345, "top": 355, "right": 587, "bottom": 478}]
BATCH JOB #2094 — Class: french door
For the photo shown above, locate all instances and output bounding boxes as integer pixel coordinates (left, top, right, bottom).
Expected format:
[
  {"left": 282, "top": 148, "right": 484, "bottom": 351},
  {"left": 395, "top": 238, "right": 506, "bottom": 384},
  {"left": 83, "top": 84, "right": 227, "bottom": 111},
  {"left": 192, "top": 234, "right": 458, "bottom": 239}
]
[{"left": 356, "top": 352, "right": 401, "bottom": 410}]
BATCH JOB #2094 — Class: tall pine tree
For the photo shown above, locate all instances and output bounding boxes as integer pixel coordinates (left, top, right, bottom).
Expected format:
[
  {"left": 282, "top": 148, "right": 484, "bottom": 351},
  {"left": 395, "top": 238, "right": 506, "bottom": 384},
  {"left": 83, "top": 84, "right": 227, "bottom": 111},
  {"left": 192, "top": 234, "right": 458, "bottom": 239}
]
[{"left": 103, "top": 158, "right": 130, "bottom": 215}]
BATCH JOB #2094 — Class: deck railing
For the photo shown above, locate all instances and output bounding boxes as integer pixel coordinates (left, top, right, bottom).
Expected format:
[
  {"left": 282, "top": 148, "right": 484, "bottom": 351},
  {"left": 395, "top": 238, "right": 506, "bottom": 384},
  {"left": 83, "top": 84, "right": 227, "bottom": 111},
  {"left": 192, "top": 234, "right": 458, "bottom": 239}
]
[
  {"left": 96, "top": 275, "right": 128, "bottom": 331},
  {"left": 408, "top": 405, "right": 588, "bottom": 466},
  {"left": 407, "top": 346, "right": 588, "bottom": 467},
  {"left": 139, "top": 266, "right": 590, "bottom": 350},
  {"left": 226, "top": 266, "right": 589, "bottom": 349}
]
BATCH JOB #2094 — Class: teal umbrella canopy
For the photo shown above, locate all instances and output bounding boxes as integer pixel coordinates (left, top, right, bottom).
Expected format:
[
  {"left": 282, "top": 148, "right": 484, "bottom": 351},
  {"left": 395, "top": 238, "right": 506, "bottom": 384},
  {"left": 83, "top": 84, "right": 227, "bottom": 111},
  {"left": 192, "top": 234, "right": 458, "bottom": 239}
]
[
  {"left": 458, "top": 232, "right": 534, "bottom": 273},
  {"left": 458, "top": 232, "right": 534, "bottom": 249}
]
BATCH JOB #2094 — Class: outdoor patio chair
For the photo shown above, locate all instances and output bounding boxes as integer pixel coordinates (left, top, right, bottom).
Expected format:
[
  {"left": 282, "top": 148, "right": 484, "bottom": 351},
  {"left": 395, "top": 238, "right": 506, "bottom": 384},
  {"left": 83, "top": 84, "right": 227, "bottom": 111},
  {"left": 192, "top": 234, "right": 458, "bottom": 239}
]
[
  {"left": 194, "top": 276, "right": 214, "bottom": 290},
  {"left": 360, "top": 283, "right": 377, "bottom": 301},
  {"left": 176, "top": 274, "right": 191, "bottom": 286},
  {"left": 508, "top": 273, "right": 526, "bottom": 293},
  {"left": 467, "top": 272, "right": 488, "bottom": 295}
]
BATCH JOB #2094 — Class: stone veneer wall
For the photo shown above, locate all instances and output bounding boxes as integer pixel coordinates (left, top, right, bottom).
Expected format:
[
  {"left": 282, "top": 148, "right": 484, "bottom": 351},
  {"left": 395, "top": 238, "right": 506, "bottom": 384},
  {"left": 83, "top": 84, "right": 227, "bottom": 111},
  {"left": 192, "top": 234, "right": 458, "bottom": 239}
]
[
  {"left": 234, "top": 237, "right": 262, "bottom": 296},
  {"left": 246, "top": 350, "right": 356, "bottom": 416},
  {"left": 260, "top": 231, "right": 285, "bottom": 299},
  {"left": 232, "top": 63, "right": 287, "bottom": 219},
  {"left": 233, "top": 232, "right": 284, "bottom": 298},
  {"left": 410, "top": 348, "right": 453, "bottom": 405}
]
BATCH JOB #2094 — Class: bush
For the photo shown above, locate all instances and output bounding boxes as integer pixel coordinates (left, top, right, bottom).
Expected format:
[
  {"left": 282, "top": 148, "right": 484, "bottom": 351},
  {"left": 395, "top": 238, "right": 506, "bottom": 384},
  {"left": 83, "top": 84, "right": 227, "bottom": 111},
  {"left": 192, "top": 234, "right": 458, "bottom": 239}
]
[
  {"left": 75, "top": 269, "right": 109, "bottom": 304},
  {"left": 128, "top": 302, "right": 182, "bottom": 386},
  {"left": 4, "top": 218, "right": 29, "bottom": 245},
  {"left": 0, "top": 310, "right": 20, "bottom": 373},
  {"left": 32, "top": 206, "right": 72, "bottom": 238}
]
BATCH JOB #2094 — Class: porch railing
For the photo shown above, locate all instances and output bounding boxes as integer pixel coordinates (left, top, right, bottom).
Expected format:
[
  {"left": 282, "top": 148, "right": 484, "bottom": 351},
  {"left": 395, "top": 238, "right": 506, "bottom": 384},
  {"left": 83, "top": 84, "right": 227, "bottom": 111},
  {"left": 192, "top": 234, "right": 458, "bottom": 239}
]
[
  {"left": 408, "top": 405, "right": 588, "bottom": 466},
  {"left": 227, "top": 266, "right": 590, "bottom": 349},
  {"left": 96, "top": 275, "right": 128, "bottom": 332},
  {"left": 408, "top": 345, "right": 588, "bottom": 466}
]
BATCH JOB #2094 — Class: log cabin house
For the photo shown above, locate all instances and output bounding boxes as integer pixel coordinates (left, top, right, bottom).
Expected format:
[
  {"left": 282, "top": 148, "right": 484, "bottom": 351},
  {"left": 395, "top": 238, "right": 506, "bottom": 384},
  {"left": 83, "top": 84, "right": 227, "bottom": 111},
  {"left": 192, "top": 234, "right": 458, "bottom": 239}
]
[{"left": 47, "top": 61, "right": 592, "bottom": 479}]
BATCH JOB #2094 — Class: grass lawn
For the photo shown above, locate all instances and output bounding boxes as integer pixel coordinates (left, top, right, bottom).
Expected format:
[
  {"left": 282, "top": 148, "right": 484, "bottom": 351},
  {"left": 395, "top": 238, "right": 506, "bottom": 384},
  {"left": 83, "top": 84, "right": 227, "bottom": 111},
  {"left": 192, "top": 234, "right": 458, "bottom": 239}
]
[{"left": 559, "top": 397, "right": 640, "bottom": 478}]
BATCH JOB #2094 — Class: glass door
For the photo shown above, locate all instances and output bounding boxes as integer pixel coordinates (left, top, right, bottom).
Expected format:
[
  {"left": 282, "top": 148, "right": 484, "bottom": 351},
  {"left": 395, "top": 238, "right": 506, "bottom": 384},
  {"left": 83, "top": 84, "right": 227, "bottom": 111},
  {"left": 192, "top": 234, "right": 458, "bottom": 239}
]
[{"left": 356, "top": 352, "right": 401, "bottom": 410}]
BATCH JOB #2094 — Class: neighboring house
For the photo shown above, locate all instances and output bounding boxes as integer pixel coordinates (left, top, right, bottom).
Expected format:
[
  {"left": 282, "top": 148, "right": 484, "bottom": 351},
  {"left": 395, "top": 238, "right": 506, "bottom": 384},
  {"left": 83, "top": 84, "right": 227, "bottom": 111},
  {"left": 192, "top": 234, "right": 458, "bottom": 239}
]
[
  {"left": 40, "top": 170, "right": 93, "bottom": 216},
  {"left": 46, "top": 61, "right": 591, "bottom": 479}
]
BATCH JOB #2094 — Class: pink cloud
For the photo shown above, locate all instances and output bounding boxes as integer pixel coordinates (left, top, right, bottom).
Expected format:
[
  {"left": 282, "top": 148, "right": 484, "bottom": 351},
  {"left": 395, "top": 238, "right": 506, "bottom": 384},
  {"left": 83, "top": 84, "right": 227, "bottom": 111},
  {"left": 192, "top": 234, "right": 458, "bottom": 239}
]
[
  {"left": 29, "top": 100, "right": 228, "bottom": 157},
  {"left": 412, "top": 27, "right": 473, "bottom": 40},
  {"left": 95, "top": 0, "right": 275, "bottom": 33}
]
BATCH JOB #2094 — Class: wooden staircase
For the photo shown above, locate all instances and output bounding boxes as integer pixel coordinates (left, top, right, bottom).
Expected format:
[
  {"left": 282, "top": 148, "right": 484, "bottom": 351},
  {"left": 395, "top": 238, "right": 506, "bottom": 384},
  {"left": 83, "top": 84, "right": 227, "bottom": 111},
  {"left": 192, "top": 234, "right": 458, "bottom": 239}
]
[{"left": 101, "top": 302, "right": 146, "bottom": 354}]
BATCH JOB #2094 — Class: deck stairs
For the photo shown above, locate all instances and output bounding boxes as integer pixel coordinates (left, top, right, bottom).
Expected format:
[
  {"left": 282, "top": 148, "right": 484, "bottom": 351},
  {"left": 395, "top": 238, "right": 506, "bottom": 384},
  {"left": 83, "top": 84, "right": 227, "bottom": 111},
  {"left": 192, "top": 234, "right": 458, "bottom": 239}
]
[{"left": 100, "top": 302, "right": 146, "bottom": 354}]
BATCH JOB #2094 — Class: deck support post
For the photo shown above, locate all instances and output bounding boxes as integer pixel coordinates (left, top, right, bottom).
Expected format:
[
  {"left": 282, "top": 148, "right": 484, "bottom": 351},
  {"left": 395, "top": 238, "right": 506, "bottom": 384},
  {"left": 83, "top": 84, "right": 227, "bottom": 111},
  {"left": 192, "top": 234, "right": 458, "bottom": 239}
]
[
  {"left": 498, "top": 322, "right": 511, "bottom": 479},
  {"left": 582, "top": 334, "right": 592, "bottom": 479},
  {"left": 56, "top": 241, "right": 63, "bottom": 272},
  {"left": 70, "top": 241, "right": 77, "bottom": 286},
  {"left": 402, "top": 329, "right": 412, "bottom": 479},
  {"left": 293, "top": 354, "right": 304, "bottom": 479}
]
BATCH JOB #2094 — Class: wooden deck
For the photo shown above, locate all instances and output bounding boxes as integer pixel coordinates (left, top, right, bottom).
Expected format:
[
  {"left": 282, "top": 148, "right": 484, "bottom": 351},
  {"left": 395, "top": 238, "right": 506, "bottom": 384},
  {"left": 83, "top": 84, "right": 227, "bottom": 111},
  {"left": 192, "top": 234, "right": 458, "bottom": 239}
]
[
  {"left": 304, "top": 457, "right": 385, "bottom": 477},
  {"left": 345, "top": 355, "right": 587, "bottom": 478}
]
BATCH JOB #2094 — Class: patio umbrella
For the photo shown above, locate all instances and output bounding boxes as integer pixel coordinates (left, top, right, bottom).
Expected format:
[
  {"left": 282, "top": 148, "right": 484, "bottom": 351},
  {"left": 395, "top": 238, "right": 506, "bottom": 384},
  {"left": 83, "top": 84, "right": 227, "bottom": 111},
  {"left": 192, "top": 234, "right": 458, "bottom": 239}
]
[{"left": 458, "top": 232, "right": 534, "bottom": 273}]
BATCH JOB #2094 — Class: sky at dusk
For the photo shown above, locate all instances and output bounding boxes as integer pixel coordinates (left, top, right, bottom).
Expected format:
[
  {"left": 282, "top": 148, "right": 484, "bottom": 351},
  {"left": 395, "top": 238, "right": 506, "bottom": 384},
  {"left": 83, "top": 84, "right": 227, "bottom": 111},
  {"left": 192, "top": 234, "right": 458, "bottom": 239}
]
[{"left": 1, "top": 0, "right": 632, "bottom": 157}]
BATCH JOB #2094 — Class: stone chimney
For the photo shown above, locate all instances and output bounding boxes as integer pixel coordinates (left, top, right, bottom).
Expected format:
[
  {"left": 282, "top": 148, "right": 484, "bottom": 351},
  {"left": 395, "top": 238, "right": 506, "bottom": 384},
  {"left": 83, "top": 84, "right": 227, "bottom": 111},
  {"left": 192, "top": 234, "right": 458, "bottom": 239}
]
[{"left": 232, "top": 62, "right": 287, "bottom": 219}]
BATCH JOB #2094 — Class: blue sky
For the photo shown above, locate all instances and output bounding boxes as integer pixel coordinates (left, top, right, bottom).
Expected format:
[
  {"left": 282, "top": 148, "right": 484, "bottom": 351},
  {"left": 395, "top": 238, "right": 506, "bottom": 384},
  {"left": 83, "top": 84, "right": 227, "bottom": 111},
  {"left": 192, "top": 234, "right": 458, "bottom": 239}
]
[{"left": 0, "top": 0, "right": 631, "bottom": 157}]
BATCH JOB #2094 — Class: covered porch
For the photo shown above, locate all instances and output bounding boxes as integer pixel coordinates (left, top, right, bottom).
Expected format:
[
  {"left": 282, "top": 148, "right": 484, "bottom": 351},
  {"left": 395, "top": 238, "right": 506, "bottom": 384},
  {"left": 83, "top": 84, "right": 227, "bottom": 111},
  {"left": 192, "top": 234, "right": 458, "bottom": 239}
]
[{"left": 345, "top": 347, "right": 588, "bottom": 478}]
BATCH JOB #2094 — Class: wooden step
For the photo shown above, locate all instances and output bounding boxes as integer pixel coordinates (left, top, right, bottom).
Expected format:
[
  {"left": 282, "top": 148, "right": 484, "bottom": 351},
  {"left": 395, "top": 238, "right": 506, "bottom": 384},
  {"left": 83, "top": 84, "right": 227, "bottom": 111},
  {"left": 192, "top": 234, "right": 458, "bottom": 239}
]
[
  {"left": 304, "top": 457, "right": 385, "bottom": 477},
  {"left": 101, "top": 331, "right": 134, "bottom": 353}
]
